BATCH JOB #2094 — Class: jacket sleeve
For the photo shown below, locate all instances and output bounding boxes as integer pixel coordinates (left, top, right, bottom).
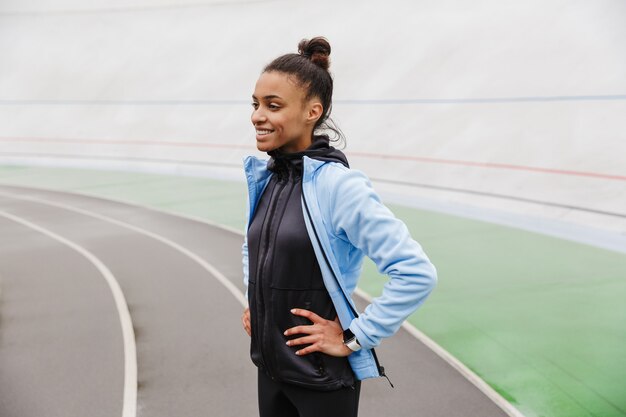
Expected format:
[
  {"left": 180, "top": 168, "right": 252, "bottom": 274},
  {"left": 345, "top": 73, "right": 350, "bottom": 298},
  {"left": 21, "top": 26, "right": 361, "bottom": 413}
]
[
  {"left": 328, "top": 167, "right": 437, "bottom": 350},
  {"left": 242, "top": 194, "right": 250, "bottom": 300},
  {"left": 242, "top": 235, "right": 249, "bottom": 299}
]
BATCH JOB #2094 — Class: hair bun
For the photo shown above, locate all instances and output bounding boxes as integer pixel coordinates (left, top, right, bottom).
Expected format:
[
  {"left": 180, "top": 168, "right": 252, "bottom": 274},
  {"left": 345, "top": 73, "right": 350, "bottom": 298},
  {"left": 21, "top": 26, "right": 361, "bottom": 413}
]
[{"left": 298, "top": 36, "right": 331, "bottom": 71}]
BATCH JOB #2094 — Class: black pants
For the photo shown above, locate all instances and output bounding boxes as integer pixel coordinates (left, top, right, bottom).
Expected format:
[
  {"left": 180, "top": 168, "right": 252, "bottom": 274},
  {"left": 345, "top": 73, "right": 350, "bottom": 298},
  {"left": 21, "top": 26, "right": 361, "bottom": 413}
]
[{"left": 257, "top": 370, "right": 361, "bottom": 417}]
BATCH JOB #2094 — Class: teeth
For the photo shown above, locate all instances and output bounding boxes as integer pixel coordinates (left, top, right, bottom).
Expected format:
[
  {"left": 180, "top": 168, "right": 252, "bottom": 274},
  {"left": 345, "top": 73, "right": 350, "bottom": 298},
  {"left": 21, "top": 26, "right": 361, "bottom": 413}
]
[{"left": 256, "top": 130, "right": 273, "bottom": 135}]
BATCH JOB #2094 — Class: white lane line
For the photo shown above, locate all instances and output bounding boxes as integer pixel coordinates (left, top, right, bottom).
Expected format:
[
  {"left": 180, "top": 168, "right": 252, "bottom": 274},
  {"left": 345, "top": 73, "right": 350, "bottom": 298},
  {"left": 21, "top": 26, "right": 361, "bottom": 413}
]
[
  {"left": 0, "top": 190, "right": 247, "bottom": 307},
  {"left": 354, "top": 288, "right": 525, "bottom": 417},
  {"left": 0, "top": 183, "right": 244, "bottom": 236},
  {"left": 0, "top": 209, "right": 137, "bottom": 417},
  {"left": 0, "top": 186, "right": 522, "bottom": 417}
]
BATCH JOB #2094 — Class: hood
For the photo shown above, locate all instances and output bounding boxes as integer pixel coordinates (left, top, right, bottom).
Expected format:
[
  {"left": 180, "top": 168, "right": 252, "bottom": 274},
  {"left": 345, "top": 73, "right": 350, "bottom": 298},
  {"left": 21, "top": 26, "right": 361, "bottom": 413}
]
[{"left": 267, "top": 134, "right": 349, "bottom": 179}]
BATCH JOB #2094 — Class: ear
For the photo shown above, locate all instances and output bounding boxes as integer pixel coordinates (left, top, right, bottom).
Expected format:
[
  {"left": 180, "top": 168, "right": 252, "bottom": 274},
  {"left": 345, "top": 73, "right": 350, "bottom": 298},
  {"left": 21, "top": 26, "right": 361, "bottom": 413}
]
[{"left": 305, "top": 100, "right": 324, "bottom": 126}]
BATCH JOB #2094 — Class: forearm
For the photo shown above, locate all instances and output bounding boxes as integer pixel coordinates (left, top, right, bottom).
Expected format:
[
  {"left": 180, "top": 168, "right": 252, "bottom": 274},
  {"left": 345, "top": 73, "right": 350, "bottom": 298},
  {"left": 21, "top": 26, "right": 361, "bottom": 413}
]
[{"left": 350, "top": 259, "right": 437, "bottom": 350}]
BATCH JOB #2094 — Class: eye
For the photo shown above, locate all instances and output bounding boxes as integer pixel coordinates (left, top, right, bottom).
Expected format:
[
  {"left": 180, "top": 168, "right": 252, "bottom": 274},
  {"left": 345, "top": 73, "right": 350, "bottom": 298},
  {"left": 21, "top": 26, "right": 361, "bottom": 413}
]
[
  {"left": 251, "top": 102, "right": 259, "bottom": 109},
  {"left": 268, "top": 103, "right": 280, "bottom": 110}
]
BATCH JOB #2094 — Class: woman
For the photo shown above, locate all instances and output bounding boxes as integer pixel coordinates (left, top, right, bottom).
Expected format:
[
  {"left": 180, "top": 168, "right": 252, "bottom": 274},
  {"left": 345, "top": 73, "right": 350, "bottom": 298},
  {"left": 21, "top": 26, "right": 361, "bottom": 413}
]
[{"left": 241, "top": 36, "right": 437, "bottom": 417}]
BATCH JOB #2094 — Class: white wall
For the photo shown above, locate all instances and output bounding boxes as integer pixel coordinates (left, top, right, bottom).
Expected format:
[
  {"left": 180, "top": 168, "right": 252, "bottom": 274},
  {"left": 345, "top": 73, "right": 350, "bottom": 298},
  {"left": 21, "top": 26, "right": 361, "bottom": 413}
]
[{"left": 1, "top": 0, "right": 625, "bottom": 239}]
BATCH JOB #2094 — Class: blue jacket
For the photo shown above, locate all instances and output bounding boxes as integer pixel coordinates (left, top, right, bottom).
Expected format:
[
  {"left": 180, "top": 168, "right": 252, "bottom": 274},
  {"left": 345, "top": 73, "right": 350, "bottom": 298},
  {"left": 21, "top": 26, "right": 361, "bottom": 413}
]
[{"left": 242, "top": 155, "right": 438, "bottom": 380}]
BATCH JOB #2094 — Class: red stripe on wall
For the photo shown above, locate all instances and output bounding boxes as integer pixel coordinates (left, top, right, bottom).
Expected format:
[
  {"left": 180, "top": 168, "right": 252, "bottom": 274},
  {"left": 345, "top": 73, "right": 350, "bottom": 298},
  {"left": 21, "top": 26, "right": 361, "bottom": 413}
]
[{"left": 2, "top": 136, "right": 624, "bottom": 182}]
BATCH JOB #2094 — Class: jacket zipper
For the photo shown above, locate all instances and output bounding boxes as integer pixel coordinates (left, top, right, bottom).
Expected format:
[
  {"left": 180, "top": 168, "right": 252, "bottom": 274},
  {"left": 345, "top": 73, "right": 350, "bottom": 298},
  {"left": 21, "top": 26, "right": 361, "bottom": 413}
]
[
  {"left": 255, "top": 179, "right": 287, "bottom": 378},
  {"left": 301, "top": 177, "right": 394, "bottom": 388},
  {"left": 370, "top": 347, "right": 394, "bottom": 388},
  {"left": 256, "top": 173, "right": 299, "bottom": 379}
]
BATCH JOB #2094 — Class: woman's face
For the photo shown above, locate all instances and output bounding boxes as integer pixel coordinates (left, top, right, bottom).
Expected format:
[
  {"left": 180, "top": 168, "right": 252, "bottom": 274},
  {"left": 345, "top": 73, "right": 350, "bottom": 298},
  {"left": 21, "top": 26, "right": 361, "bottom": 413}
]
[{"left": 251, "top": 71, "right": 322, "bottom": 153}]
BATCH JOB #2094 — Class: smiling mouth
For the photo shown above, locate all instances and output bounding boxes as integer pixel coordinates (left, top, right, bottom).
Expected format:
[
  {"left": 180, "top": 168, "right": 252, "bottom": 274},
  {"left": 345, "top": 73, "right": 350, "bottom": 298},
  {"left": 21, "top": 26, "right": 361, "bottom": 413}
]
[{"left": 256, "top": 129, "right": 274, "bottom": 136}]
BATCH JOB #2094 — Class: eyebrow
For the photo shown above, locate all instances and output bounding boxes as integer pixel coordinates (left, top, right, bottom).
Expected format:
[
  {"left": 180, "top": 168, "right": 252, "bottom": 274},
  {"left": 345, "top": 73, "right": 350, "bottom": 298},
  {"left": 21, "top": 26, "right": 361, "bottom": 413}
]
[{"left": 252, "top": 94, "right": 283, "bottom": 100}]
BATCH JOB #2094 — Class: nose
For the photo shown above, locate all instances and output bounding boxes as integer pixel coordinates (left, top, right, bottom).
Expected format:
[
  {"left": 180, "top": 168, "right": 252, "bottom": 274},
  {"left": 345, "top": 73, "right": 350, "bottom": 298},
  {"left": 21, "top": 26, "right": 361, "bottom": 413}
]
[{"left": 251, "top": 107, "right": 266, "bottom": 125}]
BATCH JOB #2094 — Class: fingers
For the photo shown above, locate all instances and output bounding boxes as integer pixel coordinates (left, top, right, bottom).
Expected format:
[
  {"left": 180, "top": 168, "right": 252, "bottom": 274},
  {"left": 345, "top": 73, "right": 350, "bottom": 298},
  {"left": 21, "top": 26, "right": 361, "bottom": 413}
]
[
  {"left": 288, "top": 334, "right": 350, "bottom": 357},
  {"left": 284, "top": 324, "right": 315, "bottom": 337},
  {"left": 290, "top": 308, "right": 324, "bottom": 324},
  {"left": 285, "top": 335, "right": 318, "bottom": 348},
  {"left": 242, "top": 307, "right": 251, "bottom": 337},
  {"left": 287, "top": 311, "right": 351, "bottom": 357},
  {"left": 293, "top": 344, "right": 320, "bottom": 356},
  {"left": 286, "top": 334, "right": 323, "bottom": 356}
]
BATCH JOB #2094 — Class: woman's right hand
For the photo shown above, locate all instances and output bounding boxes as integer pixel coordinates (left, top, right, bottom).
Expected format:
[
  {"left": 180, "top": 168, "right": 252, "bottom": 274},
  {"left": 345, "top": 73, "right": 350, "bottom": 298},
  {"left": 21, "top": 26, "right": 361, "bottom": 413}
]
[{"left": 242, "top": 307, "right": 251, "bottom": 336}]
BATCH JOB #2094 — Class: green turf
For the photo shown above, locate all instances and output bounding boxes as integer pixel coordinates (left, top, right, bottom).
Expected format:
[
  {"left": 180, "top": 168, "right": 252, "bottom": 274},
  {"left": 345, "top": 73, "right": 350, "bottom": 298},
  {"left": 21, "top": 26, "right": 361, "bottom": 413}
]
[
  {"left": 360, "top": 207, "right": 626, "bottom": 417},
  {"left": 2, "top": 164, "right": 625, "bottom": 417}
]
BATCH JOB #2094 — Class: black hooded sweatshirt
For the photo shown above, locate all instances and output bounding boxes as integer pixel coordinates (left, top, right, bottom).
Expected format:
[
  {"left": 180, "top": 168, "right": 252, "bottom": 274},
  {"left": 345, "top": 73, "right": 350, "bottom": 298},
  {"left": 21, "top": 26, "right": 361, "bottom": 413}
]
[{"left": 246, "top": 135, "right": 356, "bottom": 390}]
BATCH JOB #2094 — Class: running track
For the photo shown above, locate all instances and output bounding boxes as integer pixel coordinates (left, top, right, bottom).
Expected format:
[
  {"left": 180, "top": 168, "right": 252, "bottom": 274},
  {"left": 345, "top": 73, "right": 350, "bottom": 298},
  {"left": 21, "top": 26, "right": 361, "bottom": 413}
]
[{"left": 0, "top": 184, "right": 511, "bottom": 417}]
